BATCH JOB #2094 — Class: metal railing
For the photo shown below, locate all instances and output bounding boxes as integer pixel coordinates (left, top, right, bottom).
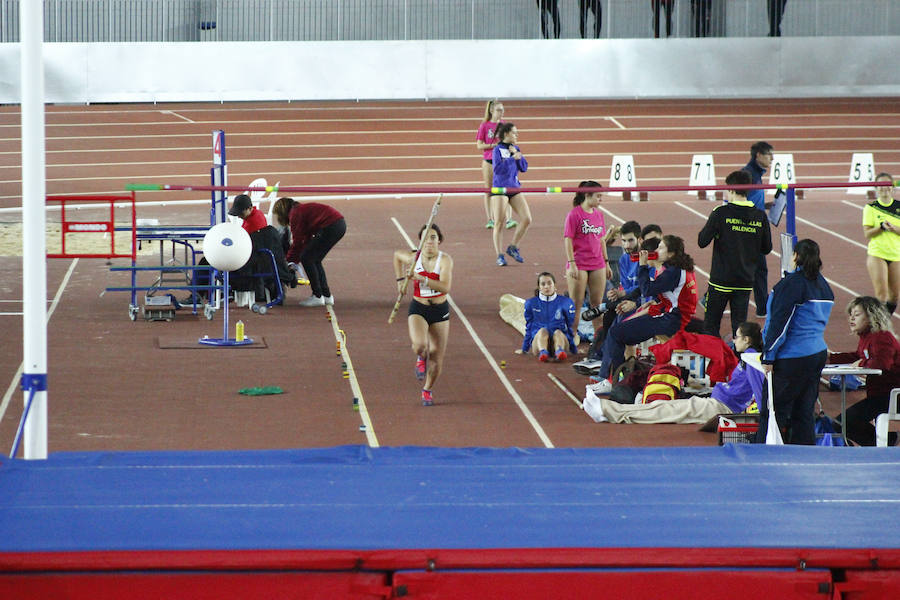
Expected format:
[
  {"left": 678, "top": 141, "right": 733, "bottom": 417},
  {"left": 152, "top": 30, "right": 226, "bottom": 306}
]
[{"left": 1, "top": 0, "right": 898, "bottom": 42}]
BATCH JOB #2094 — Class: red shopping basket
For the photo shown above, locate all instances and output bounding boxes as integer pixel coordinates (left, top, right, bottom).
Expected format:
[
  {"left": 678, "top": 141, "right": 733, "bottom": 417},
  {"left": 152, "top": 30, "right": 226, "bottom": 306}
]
[{"left": 717, "top": 414, "right": 759, "bottom": 445}]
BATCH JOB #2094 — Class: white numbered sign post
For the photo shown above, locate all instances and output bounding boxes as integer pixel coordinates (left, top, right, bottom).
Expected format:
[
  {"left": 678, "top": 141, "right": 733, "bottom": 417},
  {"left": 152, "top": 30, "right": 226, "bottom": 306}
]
[
  {"left": 767, "top": 153, "right": 796, "bottom": 195},
  {"left": 213, "top": 130, "right": 226, "bottom": 166},
  {"left": 688, "top": 154, "right": 718, "bottom": 200},
  {"left": 847, "top": 152, "right": 876, "bottom": 196},
  {"left": 609, "top": 155, "right": 644, "bottom": 201},
  {"left": 211, "top": 129, "right": 228, "bottom": 225}
]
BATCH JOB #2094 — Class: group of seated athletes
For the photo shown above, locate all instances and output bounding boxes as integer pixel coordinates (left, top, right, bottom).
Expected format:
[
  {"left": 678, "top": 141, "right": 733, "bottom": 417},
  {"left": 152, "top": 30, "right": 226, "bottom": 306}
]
[{"left": 520, "top": 179, "right": 900, "bottom": 447}]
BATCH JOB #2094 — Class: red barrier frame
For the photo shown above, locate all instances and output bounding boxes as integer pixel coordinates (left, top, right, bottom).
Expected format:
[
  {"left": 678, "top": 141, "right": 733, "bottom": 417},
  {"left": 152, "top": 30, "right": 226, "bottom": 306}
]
[{"left": 45, "top": 193, "right": 136, "bottom": 260}]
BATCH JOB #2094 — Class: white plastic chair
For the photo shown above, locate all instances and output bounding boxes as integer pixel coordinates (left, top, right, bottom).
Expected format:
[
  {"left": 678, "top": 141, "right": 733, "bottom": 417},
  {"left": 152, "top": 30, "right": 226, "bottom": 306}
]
[
  {"left": 264, "top": 181, "right": 280, "bottom": 226},
  {"left": 245, "top": 177, "right": 268, "bottom": 208},
  {"left": 671, "top": 350, "right": 710, "bottom": 393},
  {"left": 875, "top": 388, "right": 900, "bottom": 447}
]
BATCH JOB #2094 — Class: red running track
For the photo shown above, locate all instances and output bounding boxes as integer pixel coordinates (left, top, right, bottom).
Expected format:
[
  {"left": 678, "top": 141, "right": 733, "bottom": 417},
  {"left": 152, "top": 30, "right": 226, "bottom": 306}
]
[{"left": 0, "top": 97, "right": 898, "bottom": 452}]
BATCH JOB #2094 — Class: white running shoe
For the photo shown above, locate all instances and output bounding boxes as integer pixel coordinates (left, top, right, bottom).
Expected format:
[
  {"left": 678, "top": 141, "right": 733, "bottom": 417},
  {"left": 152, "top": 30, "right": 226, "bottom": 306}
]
[
  {"left": 299, "top": 295, "right": 325, "bottom": 307},
  {"left": 582, "top": 389, "right": 609, "bottom": 423},
  {"left": 586, "top": 378, "right": 612, "bottom": 395},
  {"left": 323, "top": 295, "right": 335, "bottom": 306}
]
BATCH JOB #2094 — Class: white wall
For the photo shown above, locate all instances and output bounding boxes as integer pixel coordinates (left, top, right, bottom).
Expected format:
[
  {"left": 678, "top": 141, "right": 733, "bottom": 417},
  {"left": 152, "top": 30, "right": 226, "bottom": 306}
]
[{"left": 1, "top": 37, "right": 898, "bottom": 103}]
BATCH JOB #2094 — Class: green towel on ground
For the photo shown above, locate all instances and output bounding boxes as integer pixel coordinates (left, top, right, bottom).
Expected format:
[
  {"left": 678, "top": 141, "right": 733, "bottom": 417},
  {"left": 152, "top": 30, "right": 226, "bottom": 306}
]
[{"left": 238, "top": 386, "right": 284, "bottom": 396}]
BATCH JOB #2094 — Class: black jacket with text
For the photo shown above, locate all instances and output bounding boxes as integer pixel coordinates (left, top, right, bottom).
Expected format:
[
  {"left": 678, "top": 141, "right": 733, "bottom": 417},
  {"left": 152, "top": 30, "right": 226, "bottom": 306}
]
[{"left": 698, "top": 197, "right": 773, "bottom": 290}]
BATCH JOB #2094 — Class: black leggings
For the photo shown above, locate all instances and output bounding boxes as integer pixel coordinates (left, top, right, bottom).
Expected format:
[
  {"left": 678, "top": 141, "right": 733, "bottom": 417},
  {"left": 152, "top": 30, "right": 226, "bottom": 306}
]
[
  {"left": 537, "top": 0, "right": 560, "bottom": 39},
  {"left": 579, "top": 0, "right": 601, "bottom": 38},
  {"left": 845, "top": 393, "right": 895, "bottom": 447},
  {"left": 755, "top": 350, "right": 827, "bottom": 445},
  {"left": 768, "top": 0, "right": 788, "bottom": 37},
  {"left": 300, "top": 218, "right": 346, "bottom": 298}
]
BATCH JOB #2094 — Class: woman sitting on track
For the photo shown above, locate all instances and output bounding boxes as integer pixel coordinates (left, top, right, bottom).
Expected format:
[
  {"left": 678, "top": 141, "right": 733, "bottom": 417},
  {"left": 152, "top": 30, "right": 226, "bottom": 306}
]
[
  {"left": 271, "top": 197, "right": 346, "bottom": 307},
  {"left": 393, "top": 224, "right": 454, "bottom": 407},
  {"left": 490, "top": 122, "right": 532, "bottom": 266},
  {"left": 521, "top": 272, "right": 577, "bottom": 363},
  {"left": 564, "top": 180, "right": 611, "bottom": 336},
  {"left": 475, "top": 99, "right": 516, "bottom": 231},
  {"left": 584, "top": 321, "right": 763, "bottom": 424},
  {"left": 829, "top": 296, "right": 900, "bottom": 446},
  {"left": 588, "top": 235, "right": 698, "bottom": 395},
  {"left": 863, "top": 173, "right": 900, "bottom": 315}
]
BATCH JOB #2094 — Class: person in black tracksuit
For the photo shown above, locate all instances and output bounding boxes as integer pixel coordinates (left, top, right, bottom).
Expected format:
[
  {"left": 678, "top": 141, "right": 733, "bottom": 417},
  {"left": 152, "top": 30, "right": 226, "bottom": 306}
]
[
  {"left": 768, "top": 0, "right": 788, "bottom": 37},
  {"left": 579, "top": 0, "right": 601, "bottom": 38},
  {"left": 743, "top": 141, "right": 774, "bottom": 316},
  {"left": 698, "top": 170, "right": 773, "bottom": 338},
  {"left": 537, "top": 0, "right": 560, "bottom": 39}
]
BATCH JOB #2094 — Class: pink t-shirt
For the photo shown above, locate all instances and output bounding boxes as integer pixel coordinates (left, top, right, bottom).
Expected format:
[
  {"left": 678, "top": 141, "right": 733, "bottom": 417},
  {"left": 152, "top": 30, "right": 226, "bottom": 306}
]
[
  {"left": 564, "top": 205, "right": 607, "bottom": 271},
  {"left": 476, "top": 121, "right": 501, "bottom": 160}
]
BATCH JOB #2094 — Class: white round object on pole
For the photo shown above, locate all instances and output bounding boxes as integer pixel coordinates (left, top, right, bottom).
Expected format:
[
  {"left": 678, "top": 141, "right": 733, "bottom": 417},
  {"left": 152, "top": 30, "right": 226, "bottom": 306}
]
[{"left": 203, "top": 222, "right": 252, "bottom": 271}]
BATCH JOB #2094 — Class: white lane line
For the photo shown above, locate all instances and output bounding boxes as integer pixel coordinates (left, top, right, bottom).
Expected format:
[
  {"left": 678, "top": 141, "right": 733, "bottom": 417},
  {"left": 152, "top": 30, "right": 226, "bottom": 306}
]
[
  {"left": 547, "top": 373, "right": 582, "bottom": 409},
  {"left": 3, "top": 101, "right": 895, "bottom": 116},
  {"left": 5, "top": 120, "right": 899, "bottom": 132},
  {"left": 4, "top": 132, "right": 899, "bottom": 145},
  {"left": 1, "top": 157, "right": 893, "bottom": 172},
  {"left": 3, "top": 158, "right": 888, "bottom": 176},
  {"left": 325, "top": 305, "right": 379, "bottom": 448},
  {"left": 842, "top": 200, "right": 864, "bottom": 210},
  {"left": 160, "top": 110, "right": 195, "bottom": 123},
  {"left": 606, "top": 117, "right": 626, "bottom": 130},
  {"left": 8, "top": 104, "right": 899, "bottom": 116},
  {"left": 390, "top": 217, "right": 554, "bottom": 448},
  {"left": 795, "top": 215, "right": 867, "bottom": 250},
  {"left": 674, "top": 201, "right": 866, "bottom": 301},
  {"left": 0, "top": 259, "right": 79, "bottom": 426},
  {"left": 4, "top": 145, "right": 897, "bottom": 158}
]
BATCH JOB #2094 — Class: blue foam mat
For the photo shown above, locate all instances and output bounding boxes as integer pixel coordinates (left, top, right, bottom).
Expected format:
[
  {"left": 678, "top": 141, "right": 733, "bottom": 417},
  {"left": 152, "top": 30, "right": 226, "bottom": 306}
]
[{"left": 1, "top": 445, "right": 898, "bottom": 552}]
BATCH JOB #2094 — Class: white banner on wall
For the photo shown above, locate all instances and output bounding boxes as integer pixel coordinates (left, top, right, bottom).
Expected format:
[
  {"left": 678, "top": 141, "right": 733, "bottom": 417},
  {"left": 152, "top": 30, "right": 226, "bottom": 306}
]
[{"left": 1, "top": 37, "right": 899, "bottom": 104}]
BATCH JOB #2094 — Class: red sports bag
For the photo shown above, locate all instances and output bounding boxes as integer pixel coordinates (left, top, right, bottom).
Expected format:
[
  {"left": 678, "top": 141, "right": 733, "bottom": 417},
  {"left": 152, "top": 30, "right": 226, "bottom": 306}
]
[{"left": 640, "top": 363, "right": 682, "bottom": 403}]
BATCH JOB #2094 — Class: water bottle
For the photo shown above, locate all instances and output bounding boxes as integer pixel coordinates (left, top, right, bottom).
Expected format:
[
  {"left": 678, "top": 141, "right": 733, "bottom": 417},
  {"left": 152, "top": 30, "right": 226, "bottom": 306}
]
[{"left": 235, "top": 320, "right": 245, "bottom": 342}]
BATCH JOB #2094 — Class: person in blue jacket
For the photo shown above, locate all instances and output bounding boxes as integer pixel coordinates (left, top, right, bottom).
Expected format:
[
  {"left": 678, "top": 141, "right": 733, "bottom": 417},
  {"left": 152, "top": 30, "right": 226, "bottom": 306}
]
[
  {"left": 522, "top": 272, "right": 576, "bottom": 362},
  {"left": 490, "top": 122, "right": 532, "bottom": 267},
  {"left": 756, "top": 238, "right": 834, "bottom": 444}
]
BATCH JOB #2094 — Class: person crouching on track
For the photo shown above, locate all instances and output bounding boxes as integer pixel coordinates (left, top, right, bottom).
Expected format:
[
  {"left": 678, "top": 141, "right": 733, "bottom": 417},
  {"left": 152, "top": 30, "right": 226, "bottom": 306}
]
[
  {"left": 490, "top": 122, "right": 532, "bottom": 266},
  {"left": 393, "top": 224, "right": 454, "bottom": 407},
  {"left": 522, "top": 272, "right": 577, "bottom": 363},
  {"left": 271, "top": 197, "right": 346, "bottom": 307},
  {"left": 588, "top": 235, "right": 698, "bottom": 395}
]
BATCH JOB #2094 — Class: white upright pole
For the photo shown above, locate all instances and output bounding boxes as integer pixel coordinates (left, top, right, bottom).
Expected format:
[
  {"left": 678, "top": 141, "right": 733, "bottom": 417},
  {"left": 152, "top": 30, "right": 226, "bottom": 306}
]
[{"left": 20, "top": 0, "right": 48, "bottom": 459}]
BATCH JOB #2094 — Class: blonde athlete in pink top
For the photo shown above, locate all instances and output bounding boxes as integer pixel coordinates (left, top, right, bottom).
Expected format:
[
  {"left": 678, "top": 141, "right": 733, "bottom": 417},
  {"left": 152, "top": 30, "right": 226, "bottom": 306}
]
[
  {"left": 564, "top": 180, "right": 612, "bottom": 327},
  {"left": 475, "top": 100, "right": 516, "bottom": 231}
]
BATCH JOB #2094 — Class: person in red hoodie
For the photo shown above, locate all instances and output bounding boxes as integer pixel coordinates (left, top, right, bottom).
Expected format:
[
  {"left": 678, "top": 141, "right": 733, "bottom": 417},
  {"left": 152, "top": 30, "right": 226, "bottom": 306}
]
[
  {"left": 829, "top": 296, "right": 900, "bottom": 446},
  {"left": 271, "top": 197, "right": 346, "bottom": 307}
]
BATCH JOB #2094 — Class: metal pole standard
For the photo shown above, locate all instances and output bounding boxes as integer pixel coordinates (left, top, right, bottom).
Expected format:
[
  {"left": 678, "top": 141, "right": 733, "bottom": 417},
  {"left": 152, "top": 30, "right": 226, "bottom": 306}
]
[{"left": 20, "top": 0, "right": 48, "bottom": 459}]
